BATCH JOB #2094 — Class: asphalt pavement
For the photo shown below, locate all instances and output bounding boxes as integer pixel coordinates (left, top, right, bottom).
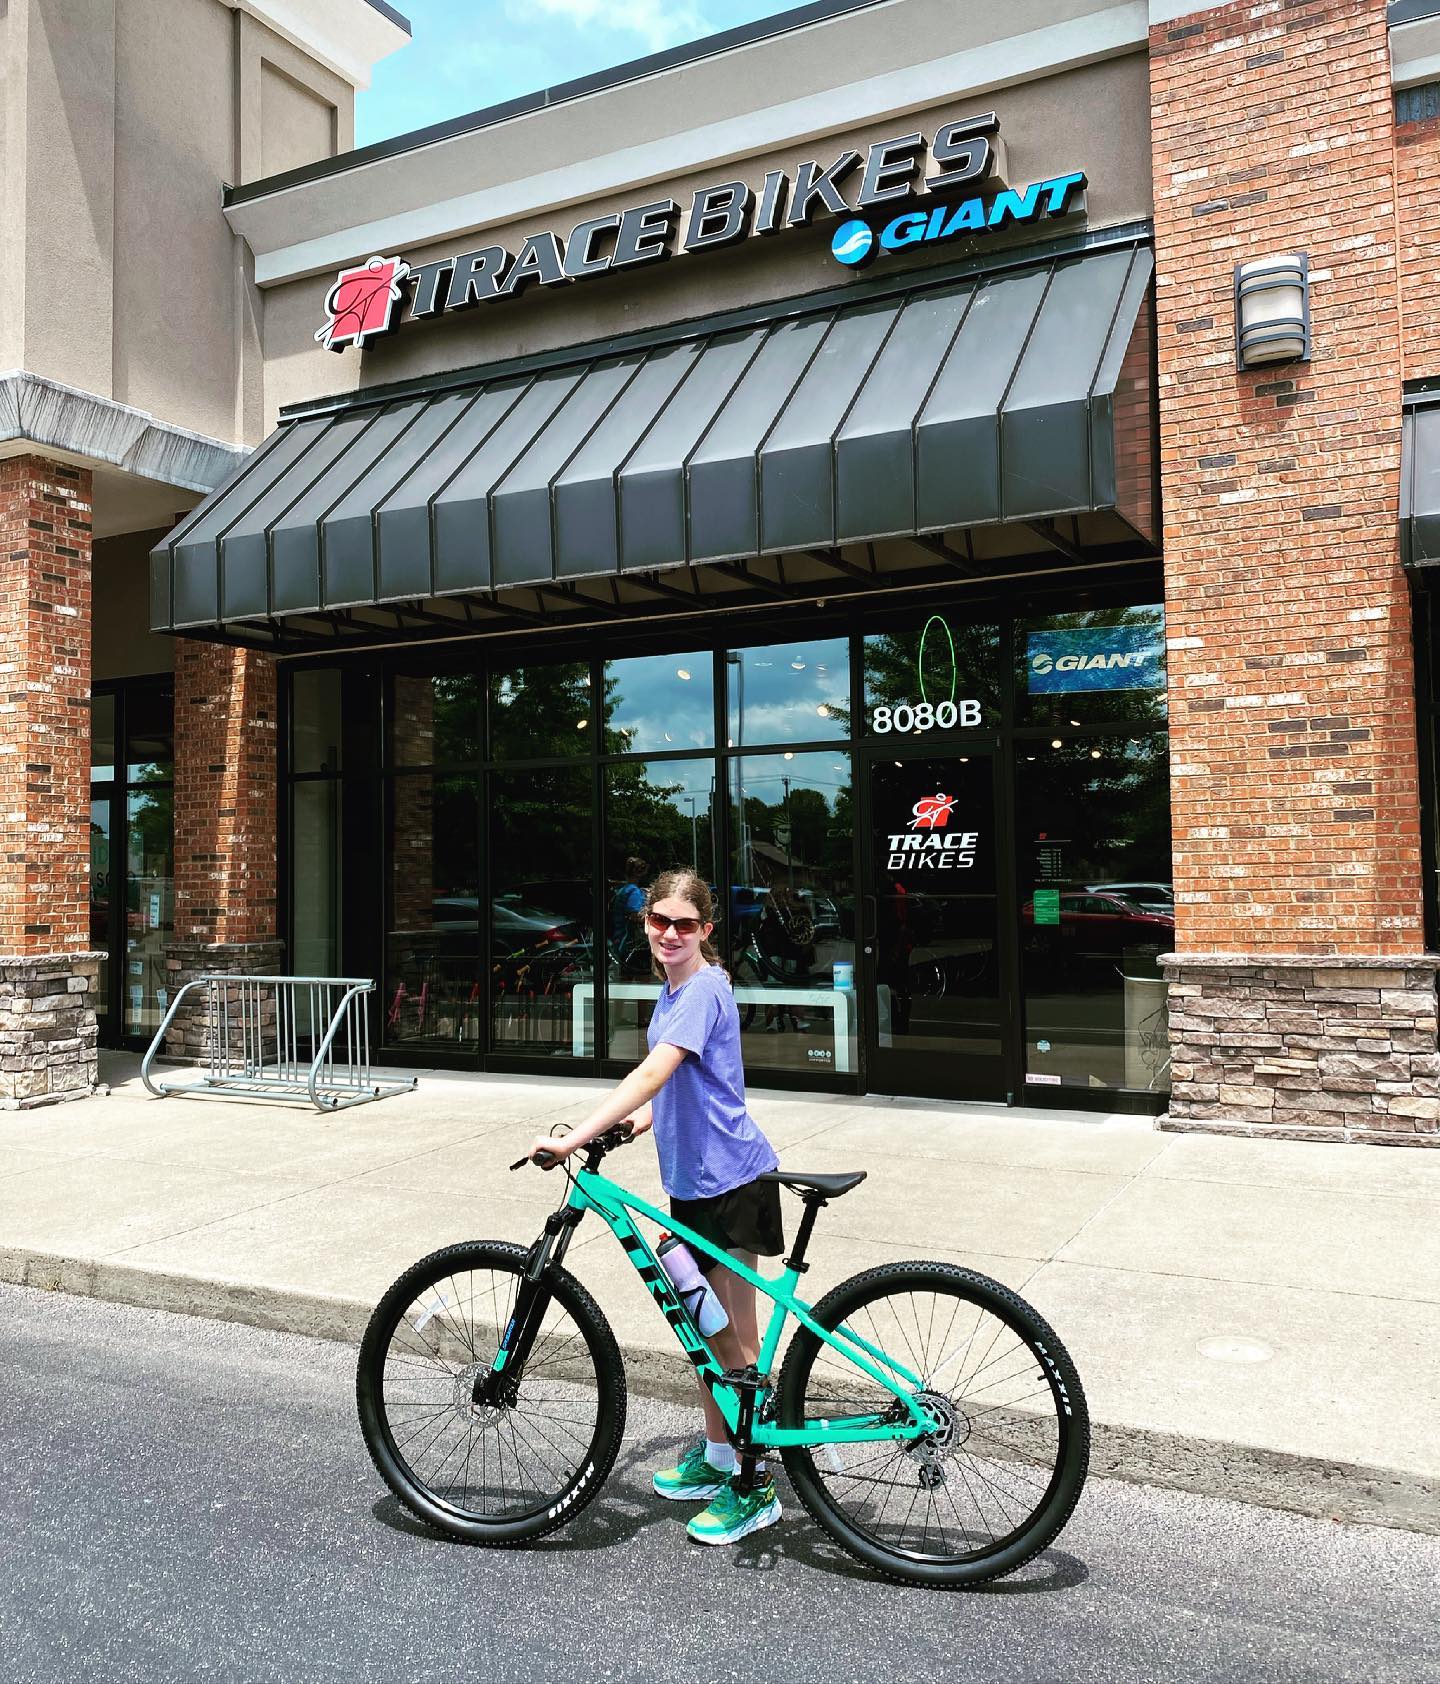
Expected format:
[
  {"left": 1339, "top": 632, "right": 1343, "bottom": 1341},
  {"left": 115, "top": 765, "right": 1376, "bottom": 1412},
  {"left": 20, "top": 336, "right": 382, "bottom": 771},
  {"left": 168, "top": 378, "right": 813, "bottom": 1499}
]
[{"left": 3, "top": 1285, "right": 1437, "bottom": 1684}]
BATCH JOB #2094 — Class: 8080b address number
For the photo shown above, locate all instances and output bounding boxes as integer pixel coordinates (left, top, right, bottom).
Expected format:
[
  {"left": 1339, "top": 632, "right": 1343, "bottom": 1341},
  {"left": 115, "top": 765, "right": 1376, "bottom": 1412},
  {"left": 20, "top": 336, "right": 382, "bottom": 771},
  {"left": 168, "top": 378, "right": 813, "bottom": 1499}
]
[{"left": 870, "top": 699, "right": 982, "bottom": 734}]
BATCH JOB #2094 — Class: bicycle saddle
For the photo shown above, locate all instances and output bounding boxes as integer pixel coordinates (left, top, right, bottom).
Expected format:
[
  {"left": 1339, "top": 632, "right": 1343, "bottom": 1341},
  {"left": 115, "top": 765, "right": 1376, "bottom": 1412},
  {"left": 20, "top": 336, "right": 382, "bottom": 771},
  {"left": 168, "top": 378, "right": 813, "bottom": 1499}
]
[{"left": 758, "top": 1169, "right": 866, "bottom": 1199}]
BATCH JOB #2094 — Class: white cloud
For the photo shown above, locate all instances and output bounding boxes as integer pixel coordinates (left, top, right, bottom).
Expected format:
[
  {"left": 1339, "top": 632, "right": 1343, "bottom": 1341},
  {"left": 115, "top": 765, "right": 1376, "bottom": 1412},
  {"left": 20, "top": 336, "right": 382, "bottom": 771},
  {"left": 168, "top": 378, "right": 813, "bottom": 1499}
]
[{"left": 518, "top": 0, "right": 714, "bottom": 53}]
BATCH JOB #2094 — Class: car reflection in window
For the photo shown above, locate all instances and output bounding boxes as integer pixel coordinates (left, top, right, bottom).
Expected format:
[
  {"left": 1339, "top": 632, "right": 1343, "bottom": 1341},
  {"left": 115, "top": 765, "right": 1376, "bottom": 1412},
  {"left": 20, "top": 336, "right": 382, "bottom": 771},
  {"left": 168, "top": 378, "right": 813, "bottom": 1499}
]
[{"left": 1021, "top": 891, "right": 1175, "bottom": 969}]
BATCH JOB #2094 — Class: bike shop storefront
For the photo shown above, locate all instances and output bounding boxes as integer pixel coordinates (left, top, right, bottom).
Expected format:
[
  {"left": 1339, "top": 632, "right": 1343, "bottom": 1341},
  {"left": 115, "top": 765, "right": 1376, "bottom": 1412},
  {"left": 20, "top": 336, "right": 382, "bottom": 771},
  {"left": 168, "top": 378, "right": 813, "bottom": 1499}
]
[{"left": 152, "top": 233, "right": 1167, "bottom": 1109}]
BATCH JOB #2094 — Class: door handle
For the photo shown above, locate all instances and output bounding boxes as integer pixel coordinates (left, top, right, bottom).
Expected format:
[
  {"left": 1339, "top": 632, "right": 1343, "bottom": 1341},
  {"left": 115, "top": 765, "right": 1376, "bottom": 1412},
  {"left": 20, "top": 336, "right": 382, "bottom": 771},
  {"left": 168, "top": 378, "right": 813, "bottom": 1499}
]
[{"left": 861, "top": 894, "right": 878, "bottom": 944}]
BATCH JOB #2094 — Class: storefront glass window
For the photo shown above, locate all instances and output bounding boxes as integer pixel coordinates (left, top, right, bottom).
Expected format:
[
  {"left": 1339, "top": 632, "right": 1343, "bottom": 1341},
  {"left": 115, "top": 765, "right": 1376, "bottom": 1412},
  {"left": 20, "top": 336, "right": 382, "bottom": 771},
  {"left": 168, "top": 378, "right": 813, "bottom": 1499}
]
[
  {"left": 489, "top": 661, "right": 592, "bottom": 759},
  {"left": 385, "top": 773, "right": 480, "bottom": 1045},
  {"left": 726, "top": 638, "right": 849, "bottom": 746},
  {"left": 489, "top": 768, "right": 594, "bottom": 1057},
  {"left": 125, "top": 681, "right": 174, "bottom": 783},
  {"left": 293, "top": 780, "right": 341, "bottom": 976},
  {"left": 292, "top": 668, "right": 343, "bottom": 774},
  {"left": 1016, "top": 734, "right": 1172, "bottom": 1095},
  {"left": 90, "top": 796, "right": 111, "bottom": 1023},
  {"left": 125, "top": 784, "right": 173, "bottom": 1038},
  {"left": 91, "top": 693, "right": 116, "bottom": 782},
  {"left": 603, "top": 757, "right": 717, "bottom": 1061},
  {"left": 863, "top": 616, "right": 1001, "bottom": 735},
  {"left": 602, "top": 652, "right": 713, "bottom": 754},
  {"left": 729, "top": 750, "right": 856, "bottom": 1076},
  {"left": 391, "top": 671, "right": 480, "bottom": 766},
  {"left": 1016, "top": 604, "right": 1167, "bottom": 729}
]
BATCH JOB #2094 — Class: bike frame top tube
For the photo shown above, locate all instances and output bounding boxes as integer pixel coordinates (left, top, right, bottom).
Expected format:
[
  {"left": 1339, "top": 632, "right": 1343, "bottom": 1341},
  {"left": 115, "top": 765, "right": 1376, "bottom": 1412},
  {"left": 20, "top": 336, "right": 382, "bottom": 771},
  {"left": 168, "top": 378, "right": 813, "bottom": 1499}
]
[{"left": 564, "top": 1162, "right": 934, "bottom": 1448}]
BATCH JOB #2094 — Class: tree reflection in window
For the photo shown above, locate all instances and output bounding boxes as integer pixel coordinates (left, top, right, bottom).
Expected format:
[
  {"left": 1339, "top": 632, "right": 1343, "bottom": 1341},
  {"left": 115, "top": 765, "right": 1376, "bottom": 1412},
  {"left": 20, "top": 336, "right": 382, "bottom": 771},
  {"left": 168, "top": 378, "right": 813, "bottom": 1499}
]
[
  {"left": 489, "top": 662, "right": 592, "bottom": 759},
  {"left": 863, "top": 617, "right": 1001, "bottom": 734}
]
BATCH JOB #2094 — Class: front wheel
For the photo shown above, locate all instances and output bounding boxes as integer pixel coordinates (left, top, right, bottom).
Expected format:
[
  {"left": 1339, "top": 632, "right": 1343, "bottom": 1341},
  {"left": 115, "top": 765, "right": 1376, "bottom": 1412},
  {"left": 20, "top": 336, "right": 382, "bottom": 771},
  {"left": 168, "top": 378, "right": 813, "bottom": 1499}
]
[
  {"left": 356, "top": 1240, "right": 626, "bottom": 1545},
  {"left": 777, "top": 1261, "right": 1088, "bottom": 1587}
]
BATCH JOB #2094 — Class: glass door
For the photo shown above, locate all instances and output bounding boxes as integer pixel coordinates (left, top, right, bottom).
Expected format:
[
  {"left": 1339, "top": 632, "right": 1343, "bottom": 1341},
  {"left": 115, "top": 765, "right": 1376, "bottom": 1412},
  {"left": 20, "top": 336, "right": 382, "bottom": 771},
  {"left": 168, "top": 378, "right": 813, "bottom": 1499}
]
[
  {"left": 863, "top": 751, "right": 1004, "bottom": 1101},
  {"left": 89, "top": 794, "right": 114, "bottom": 1035},
  {"left": 89, "top": 680, "right": 174, "bottom": 1048}
]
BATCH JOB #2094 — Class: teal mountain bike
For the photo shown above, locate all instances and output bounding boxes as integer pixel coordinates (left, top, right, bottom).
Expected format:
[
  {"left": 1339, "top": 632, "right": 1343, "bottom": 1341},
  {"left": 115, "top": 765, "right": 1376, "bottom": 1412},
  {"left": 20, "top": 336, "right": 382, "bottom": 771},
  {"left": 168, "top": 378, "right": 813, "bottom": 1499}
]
[{"left": 356, "top": 1127, "right": 1089, "bottom": 1588}]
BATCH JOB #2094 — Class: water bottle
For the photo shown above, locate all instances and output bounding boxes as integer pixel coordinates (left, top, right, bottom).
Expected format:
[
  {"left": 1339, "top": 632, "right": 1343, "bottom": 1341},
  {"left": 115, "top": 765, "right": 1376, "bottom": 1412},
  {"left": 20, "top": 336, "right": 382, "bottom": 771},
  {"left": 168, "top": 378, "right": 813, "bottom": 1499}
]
[{"left": 656, "top": 1235, "right": 730, "bottom": 1337}]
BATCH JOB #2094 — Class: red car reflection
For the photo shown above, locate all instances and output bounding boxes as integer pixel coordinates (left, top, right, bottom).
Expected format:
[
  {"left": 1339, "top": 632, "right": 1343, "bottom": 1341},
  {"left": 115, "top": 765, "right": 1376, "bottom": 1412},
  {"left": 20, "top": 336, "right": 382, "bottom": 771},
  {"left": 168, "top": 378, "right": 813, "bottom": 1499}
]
[{"left": 1020, "top": 891, "right": 1175, "bottom": 963}]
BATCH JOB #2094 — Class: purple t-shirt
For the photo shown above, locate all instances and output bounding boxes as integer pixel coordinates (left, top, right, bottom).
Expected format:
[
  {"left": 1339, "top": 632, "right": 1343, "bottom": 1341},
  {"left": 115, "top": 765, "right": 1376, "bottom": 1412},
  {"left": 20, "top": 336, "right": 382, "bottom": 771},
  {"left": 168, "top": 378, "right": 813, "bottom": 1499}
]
[{"left": 646, "top": 964, "right": 778, "bottom": 1200}]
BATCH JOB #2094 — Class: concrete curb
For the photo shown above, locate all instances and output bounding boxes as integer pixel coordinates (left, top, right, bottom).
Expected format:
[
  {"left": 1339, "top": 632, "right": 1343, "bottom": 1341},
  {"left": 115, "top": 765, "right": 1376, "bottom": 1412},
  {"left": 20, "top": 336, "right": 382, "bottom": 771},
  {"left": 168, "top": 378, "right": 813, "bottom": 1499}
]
[{"left": 7, "top": 1243, "right": 1437, "bottom": 1537}]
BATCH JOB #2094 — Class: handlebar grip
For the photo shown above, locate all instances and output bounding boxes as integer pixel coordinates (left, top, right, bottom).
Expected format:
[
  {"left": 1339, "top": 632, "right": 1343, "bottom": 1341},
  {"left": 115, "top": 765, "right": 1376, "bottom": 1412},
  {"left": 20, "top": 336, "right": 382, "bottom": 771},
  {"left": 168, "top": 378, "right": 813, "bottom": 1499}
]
[{"left": 508, "top": 1148, "right": 560, "bottom": 1171}]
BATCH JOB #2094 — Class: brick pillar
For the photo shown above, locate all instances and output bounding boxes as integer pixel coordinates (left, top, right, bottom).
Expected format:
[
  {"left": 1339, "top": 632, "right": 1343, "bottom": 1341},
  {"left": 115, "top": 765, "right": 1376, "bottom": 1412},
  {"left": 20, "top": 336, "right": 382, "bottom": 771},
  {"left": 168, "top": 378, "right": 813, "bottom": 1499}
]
[
  {"left": 0, "top": 457, "right": 101, "bottom": 1108},
  {"left": 164, "top": 639, "right": 282, "bottom": 1060},
  {"left": 1152, "top": 0, "right": 1437, "bottom": 1143}
]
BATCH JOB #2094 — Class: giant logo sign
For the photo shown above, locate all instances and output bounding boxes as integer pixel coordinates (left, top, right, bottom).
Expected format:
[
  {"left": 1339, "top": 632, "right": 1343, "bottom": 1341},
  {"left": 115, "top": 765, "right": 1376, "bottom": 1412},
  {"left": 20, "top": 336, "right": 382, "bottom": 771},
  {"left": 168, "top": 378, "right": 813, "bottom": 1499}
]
[
  {"left": 1026, "top": 627, "right": 1166, "bottom": 694},
  {"left": 317, "top": 112, "right": 1086, "bottom": 351}
]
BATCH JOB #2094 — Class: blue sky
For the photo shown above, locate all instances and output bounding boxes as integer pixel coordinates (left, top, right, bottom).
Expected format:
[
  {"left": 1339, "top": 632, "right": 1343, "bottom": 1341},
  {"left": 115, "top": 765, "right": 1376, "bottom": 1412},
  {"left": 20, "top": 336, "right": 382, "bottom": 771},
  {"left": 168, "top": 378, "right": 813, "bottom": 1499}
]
[{"left": 357, "top": 0, "right": 788, "bottom": 147}]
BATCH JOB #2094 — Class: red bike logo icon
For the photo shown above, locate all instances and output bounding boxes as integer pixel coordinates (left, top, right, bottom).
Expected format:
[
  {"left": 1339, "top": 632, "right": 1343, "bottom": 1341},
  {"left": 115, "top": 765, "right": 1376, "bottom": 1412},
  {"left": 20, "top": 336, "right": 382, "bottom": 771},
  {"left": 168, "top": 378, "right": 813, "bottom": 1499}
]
[
  {"left": 909, "top": 792, "right": 955, "bottom": 830},
  {"left": 315, "top": 255, "right": 412, "bottom": 352}
]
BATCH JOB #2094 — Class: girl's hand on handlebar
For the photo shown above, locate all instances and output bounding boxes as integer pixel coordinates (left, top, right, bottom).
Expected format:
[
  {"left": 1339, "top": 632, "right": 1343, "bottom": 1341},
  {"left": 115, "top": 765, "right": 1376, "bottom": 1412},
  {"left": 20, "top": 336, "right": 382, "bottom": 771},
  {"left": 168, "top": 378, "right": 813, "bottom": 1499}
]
[
  {"left": 529, "top": 1133, "right": 574, "bottom": 1169},
  {"left": 623, "top": 1111, "right": 653, "bottom": 1138}
]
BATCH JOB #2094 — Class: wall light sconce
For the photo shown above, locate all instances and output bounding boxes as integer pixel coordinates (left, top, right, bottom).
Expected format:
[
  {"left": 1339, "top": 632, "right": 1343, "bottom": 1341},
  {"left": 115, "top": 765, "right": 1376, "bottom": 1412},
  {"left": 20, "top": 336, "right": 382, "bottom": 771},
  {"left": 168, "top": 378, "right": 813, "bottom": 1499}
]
[{"left": 1234, "top": 253, "right": 1310, "bottom": 369}]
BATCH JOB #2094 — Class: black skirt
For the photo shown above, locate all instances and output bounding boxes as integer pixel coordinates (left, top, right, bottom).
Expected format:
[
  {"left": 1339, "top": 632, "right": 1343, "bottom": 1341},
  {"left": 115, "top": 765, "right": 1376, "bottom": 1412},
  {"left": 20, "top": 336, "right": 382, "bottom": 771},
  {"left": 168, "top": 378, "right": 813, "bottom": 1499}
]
[{"left": 669, "top": 1176, "right": 785, "bottom": 1273}]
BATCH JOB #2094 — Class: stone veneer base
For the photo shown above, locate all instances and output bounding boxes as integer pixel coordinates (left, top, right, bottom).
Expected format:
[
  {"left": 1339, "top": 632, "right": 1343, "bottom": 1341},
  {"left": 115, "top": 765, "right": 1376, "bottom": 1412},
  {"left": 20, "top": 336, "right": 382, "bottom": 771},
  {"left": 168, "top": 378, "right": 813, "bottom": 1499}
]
[
  {"left": 163, "top": 940, "right": 287, "bottom": 1063},
  {"left": 1160, "top": 954, "right": 1440, "bottom": 1145},
  {"left": 0, "top": 951, "right": 103, "bottom": 1109}
]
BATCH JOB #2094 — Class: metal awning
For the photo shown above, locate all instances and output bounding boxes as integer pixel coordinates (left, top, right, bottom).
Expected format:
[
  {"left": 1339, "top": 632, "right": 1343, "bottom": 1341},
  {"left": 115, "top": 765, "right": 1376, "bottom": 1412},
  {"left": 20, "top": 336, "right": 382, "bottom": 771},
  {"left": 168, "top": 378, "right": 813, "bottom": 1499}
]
[
  {"left": 152, "top": 240, "right": 1157, "bottom": 650},
  {"left": 1403, "top": 396, "right": 1440, "bottom": 576}
]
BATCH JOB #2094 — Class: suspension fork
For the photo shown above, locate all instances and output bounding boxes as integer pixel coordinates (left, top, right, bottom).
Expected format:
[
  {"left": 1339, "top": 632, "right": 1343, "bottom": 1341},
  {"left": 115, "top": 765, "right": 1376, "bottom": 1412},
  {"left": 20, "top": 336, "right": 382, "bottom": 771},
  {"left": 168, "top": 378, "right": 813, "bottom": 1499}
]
[{"left": 472, "top": 1205, "right": 585, "bottom": 1406}]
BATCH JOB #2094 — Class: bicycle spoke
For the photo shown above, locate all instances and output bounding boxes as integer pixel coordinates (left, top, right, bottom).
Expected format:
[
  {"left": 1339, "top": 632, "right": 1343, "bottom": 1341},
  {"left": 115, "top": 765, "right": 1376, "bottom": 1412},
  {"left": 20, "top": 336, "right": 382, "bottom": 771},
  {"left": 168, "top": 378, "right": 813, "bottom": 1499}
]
[
  {"left": 793, "top": 1281, "right": 1073, "bottom": 1566},
  {"left": 373, "top": 1259, "right": 608, "bottom": 1524}
]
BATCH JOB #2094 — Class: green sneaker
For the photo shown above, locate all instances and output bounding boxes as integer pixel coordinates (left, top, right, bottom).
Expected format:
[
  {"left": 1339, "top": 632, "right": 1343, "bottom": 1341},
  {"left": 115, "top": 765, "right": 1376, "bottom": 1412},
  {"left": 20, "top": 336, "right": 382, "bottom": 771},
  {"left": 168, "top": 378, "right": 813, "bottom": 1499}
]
[
  {"left": 652, "top": 1443, "right": 732, "bottom": 1502},
  {"left": 686, "top": 1476, "right": 782, "bottom": 1546}
]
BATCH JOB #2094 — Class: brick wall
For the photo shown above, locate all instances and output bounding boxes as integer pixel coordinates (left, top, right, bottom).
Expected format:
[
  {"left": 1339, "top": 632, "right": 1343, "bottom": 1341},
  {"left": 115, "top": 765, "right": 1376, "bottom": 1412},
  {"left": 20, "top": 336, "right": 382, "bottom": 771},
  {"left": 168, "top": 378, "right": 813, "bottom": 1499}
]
[
  {"left": 1152, "top": 0, "right": 1422, "bottom": 958},
  {"left": 1113, "top": 289, "right": 1159, "bottom": 544},
  {"left": 1396, "top": 93, "right": 1440, "bottom": 381},
  {"left": 0, "top": 456, "right": 93, "bottom": 954},
  {"left": 172, "top": 640, "right": 278, "bottom": 945},
  {"left": 0, "top": 455, "right": 100, "bottom": 1105}
]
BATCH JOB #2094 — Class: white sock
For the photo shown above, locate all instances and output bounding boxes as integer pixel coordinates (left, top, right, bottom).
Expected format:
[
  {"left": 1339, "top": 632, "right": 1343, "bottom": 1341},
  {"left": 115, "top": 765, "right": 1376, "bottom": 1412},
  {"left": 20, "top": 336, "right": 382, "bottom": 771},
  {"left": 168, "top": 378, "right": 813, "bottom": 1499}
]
[{"left": 706, "top": 1438, "right": 736, "bottom": 1473}]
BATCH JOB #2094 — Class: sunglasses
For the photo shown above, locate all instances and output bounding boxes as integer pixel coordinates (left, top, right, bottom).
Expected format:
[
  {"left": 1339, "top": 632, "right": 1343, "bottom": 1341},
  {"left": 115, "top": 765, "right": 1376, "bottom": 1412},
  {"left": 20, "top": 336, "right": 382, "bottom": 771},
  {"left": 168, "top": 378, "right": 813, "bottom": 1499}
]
[{"left": 646, "top": 911, "right": 705, "bottom": 936}]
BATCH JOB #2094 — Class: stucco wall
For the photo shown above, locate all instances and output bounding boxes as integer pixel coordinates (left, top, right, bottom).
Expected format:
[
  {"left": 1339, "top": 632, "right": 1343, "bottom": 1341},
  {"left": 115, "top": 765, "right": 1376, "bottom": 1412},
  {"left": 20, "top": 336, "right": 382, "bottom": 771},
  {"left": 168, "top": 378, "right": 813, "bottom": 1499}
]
[
  {"left": 111, "top": 0, "right": 240, "bottom": 442},
  {"left": 22, "top": 0, "right": 119, "bottom": 402},
  {"left": 3, "top": 0, "right": 356, "bottom": 453},
  {"left": 261, "top": 59, "right": 338, "bottom": 179},
  {"left": 0, "top": 3, "right": 28, "bottom": 371},
  {"left": 260, "top": 50, "right": 1154, "bottom": 419}
]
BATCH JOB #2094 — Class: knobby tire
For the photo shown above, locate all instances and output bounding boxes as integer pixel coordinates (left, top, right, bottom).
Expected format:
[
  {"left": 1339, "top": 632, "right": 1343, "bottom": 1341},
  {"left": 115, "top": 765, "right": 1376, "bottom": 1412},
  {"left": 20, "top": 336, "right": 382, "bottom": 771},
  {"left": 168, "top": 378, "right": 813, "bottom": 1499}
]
[
  {"left": 356, "top": 1239, "right": 627, "bottom": 1546},
  {"left": 777, "top": 1260, "right": 1089, "bottom": 1587}
]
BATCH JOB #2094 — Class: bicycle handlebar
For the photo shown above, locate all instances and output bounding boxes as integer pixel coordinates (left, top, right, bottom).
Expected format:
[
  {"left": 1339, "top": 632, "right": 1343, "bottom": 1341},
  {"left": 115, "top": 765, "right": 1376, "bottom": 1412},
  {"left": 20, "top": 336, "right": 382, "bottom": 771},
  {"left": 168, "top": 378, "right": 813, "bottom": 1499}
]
[{"left": 509, "top": 1120, "right": 634, "bottom": 1173}]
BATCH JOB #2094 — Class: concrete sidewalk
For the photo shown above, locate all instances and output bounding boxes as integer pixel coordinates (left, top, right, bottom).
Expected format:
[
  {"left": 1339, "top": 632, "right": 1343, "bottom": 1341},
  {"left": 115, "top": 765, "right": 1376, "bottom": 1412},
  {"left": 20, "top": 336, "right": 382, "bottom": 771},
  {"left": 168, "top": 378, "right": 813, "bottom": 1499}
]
[{"left": 3, "top": 1052, "right": 1437, "bottom": 1532}]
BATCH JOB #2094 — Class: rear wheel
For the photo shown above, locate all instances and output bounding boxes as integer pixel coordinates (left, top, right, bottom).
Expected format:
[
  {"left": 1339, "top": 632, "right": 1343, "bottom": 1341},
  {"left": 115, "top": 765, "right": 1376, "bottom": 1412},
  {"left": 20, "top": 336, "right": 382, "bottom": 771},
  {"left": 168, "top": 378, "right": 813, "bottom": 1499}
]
[
  {"left": 356, "top": 1240, "right": 626, "bottom": 1545},
  {"left": 778, "top": 1261, "right": 1088, "bottom": 1586}
]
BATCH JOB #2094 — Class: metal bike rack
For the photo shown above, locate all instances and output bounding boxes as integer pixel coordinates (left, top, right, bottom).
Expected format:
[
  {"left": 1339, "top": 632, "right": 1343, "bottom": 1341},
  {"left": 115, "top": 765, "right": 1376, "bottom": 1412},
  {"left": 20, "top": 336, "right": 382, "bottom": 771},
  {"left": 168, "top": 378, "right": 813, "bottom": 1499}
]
[{"left": 141, "top": 976, "right": 418, "bottom": 1112}]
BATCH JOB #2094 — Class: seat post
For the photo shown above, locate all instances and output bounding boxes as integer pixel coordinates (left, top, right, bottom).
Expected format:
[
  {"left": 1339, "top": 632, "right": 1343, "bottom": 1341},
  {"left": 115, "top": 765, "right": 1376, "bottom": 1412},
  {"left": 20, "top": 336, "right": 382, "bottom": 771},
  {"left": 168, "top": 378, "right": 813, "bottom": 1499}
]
[{"left": 782, "top": 1194, "right": 826, "bottom": 1274}]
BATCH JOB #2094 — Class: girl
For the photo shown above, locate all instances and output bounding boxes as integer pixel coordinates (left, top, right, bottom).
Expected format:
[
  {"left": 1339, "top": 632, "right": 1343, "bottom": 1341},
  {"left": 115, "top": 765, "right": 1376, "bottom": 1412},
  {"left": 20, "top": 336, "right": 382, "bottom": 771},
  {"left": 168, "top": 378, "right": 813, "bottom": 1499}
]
[{"left": 528, "top": 868, "right": 784, "bottom": 1547}]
